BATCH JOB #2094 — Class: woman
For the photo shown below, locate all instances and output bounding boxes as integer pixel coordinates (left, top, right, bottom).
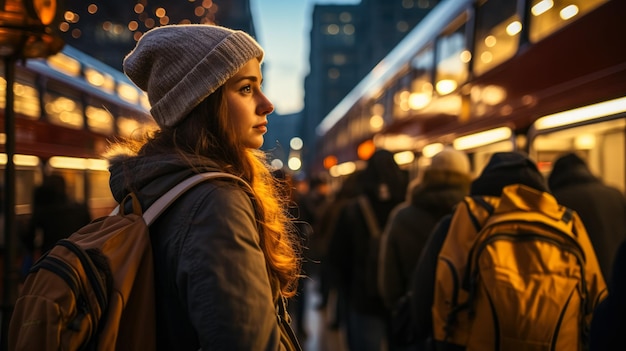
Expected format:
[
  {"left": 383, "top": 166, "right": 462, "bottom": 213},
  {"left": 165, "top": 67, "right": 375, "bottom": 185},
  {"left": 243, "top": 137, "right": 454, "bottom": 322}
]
[{"left": 107, "top": 24, "right": 302, "bottom": 350}]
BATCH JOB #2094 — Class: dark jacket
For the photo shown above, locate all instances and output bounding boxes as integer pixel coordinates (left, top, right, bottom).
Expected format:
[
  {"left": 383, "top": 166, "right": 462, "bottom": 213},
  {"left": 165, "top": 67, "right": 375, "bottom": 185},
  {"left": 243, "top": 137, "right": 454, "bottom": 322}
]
[
  {"left": 590, "top": 238, "right": 626, "bottom": 350},
  {"left": 410, "top": 152, "right": 550, "bottom": 346},
  {"left": 548, "top": 153, "right": 626, "bottom": 278},
  {"left": 379, "top": 170, "right": 470, "bottom": 310},
  {"left": 109, "top": 153, "right": 298, "bottom": 351}
]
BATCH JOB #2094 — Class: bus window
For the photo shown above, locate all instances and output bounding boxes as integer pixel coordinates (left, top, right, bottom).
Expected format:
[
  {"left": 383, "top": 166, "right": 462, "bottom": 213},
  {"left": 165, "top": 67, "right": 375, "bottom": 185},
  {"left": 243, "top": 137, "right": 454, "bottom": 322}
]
[
  {"left": 409, "top": 45, "right": 434, "bottom": 111},
  {"left": 0, "top": 67, "right": 41, "bottom": 120},
  {"left": 86, "top": 105, "right": 114, "bottom": 135},
  {"left": 473, "top": 0, "right": 521, "bottom": 76},
  {"left": 529, "top": 0, "right": 607, "bottom": 43},
  {"left": 435, "top": 11, "right": 469, "bottom": 96},
  {"left": 44, "top": 91, "right": 84, "bottom": 130}
]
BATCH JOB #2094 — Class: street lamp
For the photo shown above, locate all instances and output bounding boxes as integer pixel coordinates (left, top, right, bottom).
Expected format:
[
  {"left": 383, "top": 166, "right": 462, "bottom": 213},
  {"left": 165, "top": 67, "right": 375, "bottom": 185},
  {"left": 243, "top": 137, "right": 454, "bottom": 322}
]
[{"left": 0, "top": 0, "right": 63, "bottom": 347}]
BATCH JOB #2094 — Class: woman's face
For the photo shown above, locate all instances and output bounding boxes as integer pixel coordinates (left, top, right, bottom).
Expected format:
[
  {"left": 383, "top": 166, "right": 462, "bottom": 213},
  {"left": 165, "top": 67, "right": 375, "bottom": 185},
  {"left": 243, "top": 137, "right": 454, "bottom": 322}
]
[{"left": 224, "top": 58, "right": 274, "bottom": 149}]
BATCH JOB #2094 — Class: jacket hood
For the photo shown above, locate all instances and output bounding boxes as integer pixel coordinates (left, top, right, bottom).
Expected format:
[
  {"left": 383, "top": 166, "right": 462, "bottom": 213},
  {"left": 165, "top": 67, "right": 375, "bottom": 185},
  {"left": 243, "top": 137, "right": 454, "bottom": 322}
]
[
  {"left": 548, "top": 153, "right": 598, "bottom": 190},
  {"left": 107, "top": 149, "right": 222, "bottom": 204},
  {"left": 470, "top": 152, "right": 548, "bottom": 197}
]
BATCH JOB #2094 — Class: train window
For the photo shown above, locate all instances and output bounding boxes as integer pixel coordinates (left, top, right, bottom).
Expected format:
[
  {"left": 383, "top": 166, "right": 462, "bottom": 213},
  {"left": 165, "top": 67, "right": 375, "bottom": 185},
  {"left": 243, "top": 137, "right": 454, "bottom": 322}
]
[
  {"left": 84, "top": 66, "right": 115, "bottom": 94},
  {"left": 117, "top": 82, "right": 140, "bottom": 104},
  {"left": 86, "top": 105, "right": 114, "bottom": 135},
  {"left": 0, "top": 75, "right": 41, "bottom": 120},
  {"left": 47, "top": 52, "right": 81, "bottom": 77},
  {"left": 530, "top": 117, "right": 625, "bottom": 193},
  {"left": 473, "top": 0, "right": 521, "bottom": 76},
  {"left": 409, "top": 45, "right": 434, "bottom": 110},
  {"left": 435, "top": 11, "right": 469, "bottom": 96},
  {"left": 393, "top": 68, "right": 413, "bottom": 119},
  {"left": 529, "top": 0, "right": 607, "bottom": 43},
  {"left": 44, "top": 91, "right": 84, "bottom": 130}
]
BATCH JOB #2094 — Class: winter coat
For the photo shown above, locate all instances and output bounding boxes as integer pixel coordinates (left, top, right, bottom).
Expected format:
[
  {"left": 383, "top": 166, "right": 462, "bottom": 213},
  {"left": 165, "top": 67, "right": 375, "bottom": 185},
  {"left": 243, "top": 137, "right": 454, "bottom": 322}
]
[
  {"left": 379, "top": 170, "right": 470, "bottom": 310},
  {"left": 548, "top": 154, "right": 626, "bottom": 278},
  {"left": 109, "top": 153, "right": 299, "bottom": 351}
]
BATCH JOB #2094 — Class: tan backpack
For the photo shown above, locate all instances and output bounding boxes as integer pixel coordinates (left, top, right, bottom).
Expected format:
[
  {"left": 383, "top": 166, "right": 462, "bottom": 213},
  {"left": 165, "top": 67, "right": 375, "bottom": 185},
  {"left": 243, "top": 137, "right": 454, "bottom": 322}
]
[
  {"left": 432, "top": 184, "right": 607, "bottom": 350},
  {"left": 9, "top": 172, "right": 244, "bottom": 350}
]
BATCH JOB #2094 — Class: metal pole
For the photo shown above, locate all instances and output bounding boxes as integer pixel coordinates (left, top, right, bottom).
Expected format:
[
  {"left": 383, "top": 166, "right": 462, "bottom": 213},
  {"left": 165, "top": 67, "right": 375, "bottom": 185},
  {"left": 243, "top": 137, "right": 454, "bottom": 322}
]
[{"left": 1, "top": 54, "right": 17, "bottom": 350}]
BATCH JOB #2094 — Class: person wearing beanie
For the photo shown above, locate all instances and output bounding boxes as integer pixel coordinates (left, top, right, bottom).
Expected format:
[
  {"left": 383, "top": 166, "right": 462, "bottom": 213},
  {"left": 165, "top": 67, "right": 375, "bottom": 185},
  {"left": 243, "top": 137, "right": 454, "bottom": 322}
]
[
  {"left": 548, "top": 152, "right": 626, "bottom": 279},
  {"left": 408, "top": 151, "right": 550, "bottom": 348},
  {"left": 378, "top": 147, "right": 472, "bottom": 348},
  {"left": 106, "top": 24, "right": 301, "bottom": 350}
]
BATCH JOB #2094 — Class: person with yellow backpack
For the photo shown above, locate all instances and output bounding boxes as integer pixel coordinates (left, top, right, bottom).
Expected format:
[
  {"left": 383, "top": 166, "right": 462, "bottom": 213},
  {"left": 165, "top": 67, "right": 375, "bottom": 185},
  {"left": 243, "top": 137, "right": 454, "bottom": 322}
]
[{"left": 409, "top": 151, "right": 607, "bottom": 351}]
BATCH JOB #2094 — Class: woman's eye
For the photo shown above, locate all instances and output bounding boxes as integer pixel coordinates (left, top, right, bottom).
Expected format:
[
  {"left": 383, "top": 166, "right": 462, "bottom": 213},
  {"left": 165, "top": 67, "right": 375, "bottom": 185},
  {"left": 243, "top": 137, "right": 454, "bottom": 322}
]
[{"left": 240, "top": 85, "right": 252, "bottom": 93}]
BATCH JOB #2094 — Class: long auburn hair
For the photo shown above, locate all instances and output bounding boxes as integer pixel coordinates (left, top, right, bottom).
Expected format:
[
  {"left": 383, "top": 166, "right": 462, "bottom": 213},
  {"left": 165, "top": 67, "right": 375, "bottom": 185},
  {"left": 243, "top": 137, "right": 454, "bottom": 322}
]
[{"left": 122, "top": 86, "right": 301, "bottom": 297}]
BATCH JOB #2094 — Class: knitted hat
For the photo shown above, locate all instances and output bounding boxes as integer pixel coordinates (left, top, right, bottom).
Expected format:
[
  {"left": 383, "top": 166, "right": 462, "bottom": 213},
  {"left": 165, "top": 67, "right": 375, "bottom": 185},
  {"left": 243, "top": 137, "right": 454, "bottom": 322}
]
[
  {"left": 429, "top": 147, "right": 470, "bottom": 175},
  {"left": 123, "top": 24, "right": 264, "bottom": 128}
]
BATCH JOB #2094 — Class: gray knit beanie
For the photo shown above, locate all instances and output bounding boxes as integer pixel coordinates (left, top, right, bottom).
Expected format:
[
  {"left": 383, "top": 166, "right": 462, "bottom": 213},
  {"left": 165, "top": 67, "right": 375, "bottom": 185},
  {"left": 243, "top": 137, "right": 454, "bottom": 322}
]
[
  {"left": 429, "top": 147, "right": 471, "bottom": 175},
  {"left": 123, "top": 24, "right": 264, "bottom": 128}
]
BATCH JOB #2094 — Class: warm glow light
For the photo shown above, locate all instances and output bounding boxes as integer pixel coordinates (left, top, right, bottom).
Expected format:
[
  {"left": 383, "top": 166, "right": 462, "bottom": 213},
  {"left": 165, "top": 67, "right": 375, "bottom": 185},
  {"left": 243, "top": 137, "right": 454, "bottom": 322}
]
[
  {"left": 436, "top": 79, "right": 457, "bottom": 95},
  {"left": 531, "top": 0, "right": 554, "bottom": 16},
  {"left": 271, "top": 159, "right": 284, "bottom": 169},
  {"left": 357, "top": 140, "right": 376, "bottom": 160},
  {"left": 422, "top": 143, "right": 444, "bottom": 158},
  {"left": 394, "top": 151, "right": 415, "bottom": 165},
  {"left": 323, "top": 155, "right": 338, "bottom": 169},
  {"left": 453, "top": 127, "right": 512, "bottom": 150},
  {"left": 370, "top": 115, "right": 384, "bottom": 131},
  {"left": 574, "top": 134, "right": 596, "bottom": 149},
  {"left": 329, "top": 161, "right": 356, "bottom": 177},
  {"left": 0, "top": 154, "right": 40, "bottom": 167},
  {"left": 534, "top": 97, "right": 626, "bottom": 130},
  {"left": 408, "top": 92, "right": 431, "bottom": 110},
  {"left": 506, "top": 21, "right": 522, "bottom": 36},
  {"left": 560, "top": 5, "right": 579, "bottom": 20},
  {"left": 48, "top": 156, "right": 109, "bottom": 170}
]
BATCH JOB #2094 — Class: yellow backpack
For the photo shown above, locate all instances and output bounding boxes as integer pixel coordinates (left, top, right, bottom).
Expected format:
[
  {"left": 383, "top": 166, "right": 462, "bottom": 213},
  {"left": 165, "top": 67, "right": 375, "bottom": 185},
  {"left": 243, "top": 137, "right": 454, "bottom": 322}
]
[{"left": 432, "top": 184, "right": 607, "bottom": 350}]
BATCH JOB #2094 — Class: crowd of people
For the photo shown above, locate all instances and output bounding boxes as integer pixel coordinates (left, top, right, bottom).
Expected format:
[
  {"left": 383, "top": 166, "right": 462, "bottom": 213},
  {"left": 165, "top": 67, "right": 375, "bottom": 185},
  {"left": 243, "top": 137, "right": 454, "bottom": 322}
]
[{"left": 289, "top": 149, "right": 625, "bottom": 351}]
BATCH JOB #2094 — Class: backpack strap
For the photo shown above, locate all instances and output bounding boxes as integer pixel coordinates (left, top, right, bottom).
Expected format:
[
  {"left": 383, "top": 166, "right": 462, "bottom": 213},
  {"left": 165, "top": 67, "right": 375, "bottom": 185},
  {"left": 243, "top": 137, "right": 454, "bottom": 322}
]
[
  {"left": 357, "top": 195, "right": 381, "bottom": 238},
  {"left": 110, "top": 172, "right": 250, "bottom": 225}
]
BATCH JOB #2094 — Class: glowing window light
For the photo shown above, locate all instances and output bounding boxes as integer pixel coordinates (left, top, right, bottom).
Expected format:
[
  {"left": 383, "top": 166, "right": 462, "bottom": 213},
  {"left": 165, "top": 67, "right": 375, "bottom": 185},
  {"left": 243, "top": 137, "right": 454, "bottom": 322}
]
[
  {"left": 48, "top": 53, "right": 80, "bottom": 77},
  {"left": 118, "top": 83, "right": 139, "bottom": 103},
  {"left": 532, "top": 0, "right": 554, "bottom": 16},
  {"left": 436, "top": 79, "right": 457, "bottom": 95},
  {"left": 394, "top": 151, "right": 415, "bottom": 165},
  {"left": 560, "top": 5, "right": 579, "bottom": 20},
  {"left": 0, "top": 154, "right": 40, "bottom": 167},
  {"left": 453, "top": 127, "right": 512, "bottom": 150},
  {"left": 534, "top": 96, "right": 626, "bottom": 130},
  {"left": 574, "top": 134, "right": 596, "bottom": 150},
  {"left": 48, "top": 156, "right": 109, "bottom": 170},
  {"left": 422, "top": 143, "right": 444, "bottom": 158},
  {"left": 506, "top": 21, "right": 522, "bottom": 36},
  {"left": 409, "top": 92, "right": 431, "bottom": 110},
  {"left": 329, "top": 161, "right": 356, "bottom": 177}
]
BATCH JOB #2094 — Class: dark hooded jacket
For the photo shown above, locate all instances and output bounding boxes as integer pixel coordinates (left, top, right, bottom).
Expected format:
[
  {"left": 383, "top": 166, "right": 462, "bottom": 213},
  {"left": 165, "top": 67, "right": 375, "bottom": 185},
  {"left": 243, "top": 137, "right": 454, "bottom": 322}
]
[
  {"left": 548, "top": 153, "right": 626, "bottom": 278},
  {"left": 108, "top": 152, "right": 298, "bottom": 351},
  {"left": 379, "top": 170, "right": 471, "bottom": 310},
  {"left": 409, "top": 152, "right": 549, "bottom": 345}
]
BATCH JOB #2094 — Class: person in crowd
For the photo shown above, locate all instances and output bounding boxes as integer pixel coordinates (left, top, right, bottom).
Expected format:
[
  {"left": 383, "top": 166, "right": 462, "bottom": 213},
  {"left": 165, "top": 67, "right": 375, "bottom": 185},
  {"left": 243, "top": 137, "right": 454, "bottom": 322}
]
[
  {"left": 589, "top": 237, "right": 626, "bottom": 350},
  {"left": 23, "top": 175, "right": 91, "bottom": 260},
  {"left": 548, "top": 152, "right": 626, "bottom": 278},
  {"left": 107, "top": 24, "right": 302, "bottom": 350},
  {"left": 328, "top": 149, "right": 408, "bottom": 351},
  {"left": 379, "top": 147, "right": 472, "bottom": 311},
  {"left": 410, "top": 152, "right": 552, "bottom": 349}
]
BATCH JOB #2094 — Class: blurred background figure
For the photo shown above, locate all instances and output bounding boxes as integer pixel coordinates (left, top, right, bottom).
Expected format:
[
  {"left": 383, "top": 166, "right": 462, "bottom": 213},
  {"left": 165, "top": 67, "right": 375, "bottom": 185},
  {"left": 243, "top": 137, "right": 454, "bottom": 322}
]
[
  {"left": 328, "top": 149, "right": 408, "bottom": 351},
  {"left": 548, "top": 152, "right": 626, "bottom": 278},
  {"left": 379, "top": 147, "right": 472, "bottom": 349},
  {"left": 21, "top": 175, "right": 91, "bottom": 277}
]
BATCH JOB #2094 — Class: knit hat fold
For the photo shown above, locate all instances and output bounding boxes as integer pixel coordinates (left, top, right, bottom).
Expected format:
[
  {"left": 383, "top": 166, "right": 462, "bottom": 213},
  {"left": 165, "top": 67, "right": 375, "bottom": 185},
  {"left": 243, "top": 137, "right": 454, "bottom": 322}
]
[{"left": 123, "top": 24, "right": 264, "bottom": 128}]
